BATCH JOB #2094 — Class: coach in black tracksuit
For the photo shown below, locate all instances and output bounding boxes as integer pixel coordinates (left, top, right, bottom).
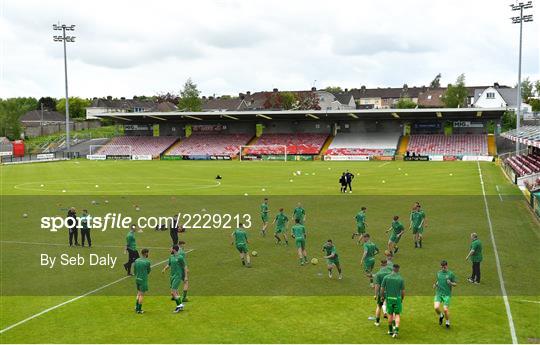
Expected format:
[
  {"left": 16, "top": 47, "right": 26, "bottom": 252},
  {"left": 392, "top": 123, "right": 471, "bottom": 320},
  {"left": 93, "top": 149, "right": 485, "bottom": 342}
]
[
  {"left": 80, "top": 209, "right": 92, "bottom": 247},
  {"left": 170, "top": 215, "right": 179, "bottom": 246},
  {"left": 345, "top": 170, "right": 355, "bottom": 192},
  {"left": 67, "top": 207, "right": 79, "bottom": 246}
]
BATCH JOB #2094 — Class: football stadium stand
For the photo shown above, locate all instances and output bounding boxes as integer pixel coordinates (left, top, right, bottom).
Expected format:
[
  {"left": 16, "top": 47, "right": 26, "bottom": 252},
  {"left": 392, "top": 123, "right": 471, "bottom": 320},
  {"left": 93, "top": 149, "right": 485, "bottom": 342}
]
[
  {"left": 505, "top": 153, "right": 540, "bottom": 177},
  {"left": 97, "top": 136, "right": 177, "bottom": 157},
  {"left": 165, "top": 133, "right": 252, "bottom": 157},
  {"left": 407, "top": 134, "right": 488, "bottom": 156},
  {"left": 325, "top": 132, "right": 400, "bottom": 156},
  {"left": 501, "top": 126, "right": 540, "bottom": 149},
  {"left": 247, "top": 133, "right": 328, "bottom": 155}
]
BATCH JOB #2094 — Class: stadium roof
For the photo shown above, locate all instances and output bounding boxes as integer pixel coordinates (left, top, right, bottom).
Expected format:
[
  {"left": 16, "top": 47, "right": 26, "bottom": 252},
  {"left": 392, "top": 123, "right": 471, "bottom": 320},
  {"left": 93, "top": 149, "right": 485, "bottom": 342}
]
[
  {"left": 91, "top": 107, "right": 508, "bottom": 123},
  {"left": 501, "top": 126, "right": 540, "bottom": 148}
]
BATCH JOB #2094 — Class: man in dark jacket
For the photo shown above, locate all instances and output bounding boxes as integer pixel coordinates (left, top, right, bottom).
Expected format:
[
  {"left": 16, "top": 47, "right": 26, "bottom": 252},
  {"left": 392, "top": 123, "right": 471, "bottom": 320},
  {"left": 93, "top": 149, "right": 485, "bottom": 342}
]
[
  {"left": 67, "top": 207, "right": 79, "bottom": 246},
  {"left": 345, "top": 170, "right": 355, "bottom": 192}
]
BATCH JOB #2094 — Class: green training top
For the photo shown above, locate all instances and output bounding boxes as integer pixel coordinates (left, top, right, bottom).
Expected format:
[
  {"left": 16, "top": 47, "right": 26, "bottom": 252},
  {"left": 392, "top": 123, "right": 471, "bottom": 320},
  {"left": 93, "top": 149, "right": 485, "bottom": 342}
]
[
  {"left": 470, "top": 239, "right": 483, "bottom": 262},
  {"left": 233, "top": 228, "right": 248, "bottom": 245},
  {"left": 134, "top": 257, "right": 151, "bottom": 281},
  {"left": 323, "top": 244, "right": 338, "bottom": 259},
  {"left": 168, "top": 254, "right": 186, "bottom": 278},
  {"left": 291, "top": 224, "right": 306, "bottom": 240},
  {"left": 363, "top": 241, "right": 379, "bottom": 259},
  {"left": 411, "top": 210, "right": 425, "bottom": 227},
  {"left": 436, "top": 269, "right": 456, "bottom": 296},
  {"left": 260, "top": 203, "right": 269, "bottom": 215},
  {"left": 126, "top": 231, "right": 137, "bottom": 251},
  {"left": 381, "top": 272, "right": 405, "bottom": 299},
  {"left": 275, "top": 212, "right": 288, "bottom": 226},
  {"left": 293, "top": 207, "right": 305, "bottom": 220},
  {"left": 356, "top": 211, "right": 366, "bottom": 226},
  {"left": 391, "top": 221, "right": 404, "bottom": 237}
]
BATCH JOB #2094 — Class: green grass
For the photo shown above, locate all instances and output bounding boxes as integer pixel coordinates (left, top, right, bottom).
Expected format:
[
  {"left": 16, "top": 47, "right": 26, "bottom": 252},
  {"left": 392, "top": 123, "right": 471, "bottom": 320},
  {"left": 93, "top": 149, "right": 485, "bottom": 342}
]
[{"left": 0, "top": 160, "right": 539, "bottom": 343}]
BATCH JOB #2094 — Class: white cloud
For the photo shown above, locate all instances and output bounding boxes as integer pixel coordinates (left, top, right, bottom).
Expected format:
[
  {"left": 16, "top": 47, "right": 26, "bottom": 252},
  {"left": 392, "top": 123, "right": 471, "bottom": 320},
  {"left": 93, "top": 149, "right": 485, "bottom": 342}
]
[{"left": 1, "top": 0, "right": 539, "bottom": 98}]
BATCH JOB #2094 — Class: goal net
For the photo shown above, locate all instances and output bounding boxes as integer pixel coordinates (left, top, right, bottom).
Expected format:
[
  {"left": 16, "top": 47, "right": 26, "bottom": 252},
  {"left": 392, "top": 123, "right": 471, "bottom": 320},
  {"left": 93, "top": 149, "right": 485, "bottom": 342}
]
[
  {"left": 239, "top": 145, "right": 288, "bottom": 161},
  {"left": 89, "top": 145, "right": 132, "bottom": 157}
]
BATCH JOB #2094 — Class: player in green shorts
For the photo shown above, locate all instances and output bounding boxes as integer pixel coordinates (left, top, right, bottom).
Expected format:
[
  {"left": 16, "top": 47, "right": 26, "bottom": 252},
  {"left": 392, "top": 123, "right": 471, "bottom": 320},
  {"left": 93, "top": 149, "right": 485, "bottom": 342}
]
[
  {"left": 360, "top": 233, "right": 379, "bottom": 287},
  {"left": 291, "top": 219, "right": 308, "bottom": 265},
  {"left": 260, "top": 198, "right": 269, "bottom": 237},
  {"left": 410, "top": 202, "right": 427, "bottom": 248},
  {"left": 272, "top": 208, "right": 289, "bottom": 245},
  {"left": 231, "top": 223, "right": 251, "bottom": 267},
  {"left": 133, "top": 248, "right": 151, "bottom": 314},
  {"left": 385, "top": 215, "right": 405, "bottom": 255},
  {"left": 381, "top": 264, "right": 405, "bottom": 338},
  {"left": 176, "top": 241, "right": 189, "bottom": 302},
  {"left": 162, "top": 244, "right": 188, "bottom": 313},
  {"left": 352, "top": 207, "right": 368, "bottom": 243},
  {"left": 292, "top": 202, "right": 306, "bottom": 225},
  {"left": 323, "top": 239, "right": 342, "bottom": 279},
  {"left": 433, "top": 260, "right": 457, "bottom": 328},
  {"left": 373, "top": 259, "right": 392, "bottom": 326}
]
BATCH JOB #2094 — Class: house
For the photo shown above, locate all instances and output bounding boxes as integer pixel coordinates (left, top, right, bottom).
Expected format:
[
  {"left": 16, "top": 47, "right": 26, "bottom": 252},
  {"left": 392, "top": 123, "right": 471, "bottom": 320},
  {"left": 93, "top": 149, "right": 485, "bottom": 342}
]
[
  {"left": 417, "top": 88, "right": 446, "bottom": 108},
  {"left": 201, "top": 96, "right": 246, "bottom": 111},
  {"left": 86, "top": 97, "right": 177, "bottom": 119},
  {"left": 348, "top": 85, "right": 428, "bottom": 109},
  {"left": 20, "top": 110, "right": 72, "bottom": 126}
]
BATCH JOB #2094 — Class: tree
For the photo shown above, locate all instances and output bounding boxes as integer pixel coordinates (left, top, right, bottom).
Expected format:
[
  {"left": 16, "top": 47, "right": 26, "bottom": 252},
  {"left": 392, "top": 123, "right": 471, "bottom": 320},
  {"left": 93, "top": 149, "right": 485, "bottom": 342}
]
[
  {"left": 534, "top": 80, "right": 540, "bottom": 97},
  {"left": 529, "top": 98, "right": 540, "bottom": 112},
  {"left": 520, "top": 77, "right": 534, "bottom": 101},
  {"left": 395, "top": 97, "right": 417, "bottom": 109},
  {"left": 178, "top": 78, "right": 202, "bottom": 111},
  {"left": 501, "top": 110, "right": 516, "bottom": 132},
  {"left": 38, "top": 97, "right": 57, "bottom": 111},
  {"left": 324, "top": 86, "right": 343, "bottom": 94},
  {"left": 56, "top": 97, "right": 91, "bottom": 119},
  {"left": 280, "top": 92, "right": 297, "bottom": 110},
  {"left": 430, "top": 73, "right": 441, "bottom": 88},
  {"left": 0, "top": 97, "right": 38, "bottom": 139},
  {"left": 155, "top": 92, "right": 178, "bottom": 104},
  {"left": 219, "top": 95, "right": 232, "bottom": 100},
  {"left": 441, "top": 74, "right": 468, "bottom": 108},
  {"left": 295, "top": 91, "right": 321, "bottom": 110}
]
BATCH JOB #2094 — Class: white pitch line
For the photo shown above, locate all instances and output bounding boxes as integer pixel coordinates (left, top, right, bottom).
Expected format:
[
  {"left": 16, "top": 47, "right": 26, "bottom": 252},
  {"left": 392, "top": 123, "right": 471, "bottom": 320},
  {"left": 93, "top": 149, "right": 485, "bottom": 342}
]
[
  {"left": 0, "top": 240, "right": 171, "bottom": 250},
  {"left": 377, "top": 162, "right": 391, "bottom": 168},
  {"left": 0, "top": 249, "right": 194, "bottom": 334},
  {"left": 495, "top": 185, "right": 503, "bottom": 202},
  {"left": 516, "top": 299, "right": 540, "bottom": 304},
  {"left": 477, "top": 161, "right": 517, "bottom": 344}
]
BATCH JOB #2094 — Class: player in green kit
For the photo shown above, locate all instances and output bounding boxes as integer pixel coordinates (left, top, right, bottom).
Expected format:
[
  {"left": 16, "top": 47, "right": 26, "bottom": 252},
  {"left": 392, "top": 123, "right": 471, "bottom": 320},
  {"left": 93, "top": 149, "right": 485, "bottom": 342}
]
[
  {"left": 373, "top": 259, "right": 392, "bottom": 326},
  {"left": 385, "top": 216, "right": 405, "bottom": 255},
  {"left": 231, "top": 223, "right": 251, "bottom": 267},
  {"left": 409, "top": 202, "right": 427, "bottom": 248},
  {"left": 162, "top": 244, "right": 188, "bottom": 313},
  {"left": 272, "top": 208, "right": 289, "bottom": 245},
  {"left": 133, "top": 248, "right": 151, "bottom": 314},
  {"left": 260, "top": 198, "right": 269, "bottom": 237},
  {"left": 360, "top": 233, "right": 379, "bottom": 287},
  {"left": 176, "top": 241, "right": 189, "bottom": 302},
  {"left": 291, "top": 219, "right": 307, "bottom": 265},
  {"left": 352, "top": 207, "right": 367, "bottom": 243},
  {"left": 381, "top": 264, "right": 405, "bottom": 338},
  {"left": 433, "top": 260, "right": 457, "bottom": 328},
  {"left": 323, "top": 239, "right": 342, "bottom": 279},
  {"left": 292, "top": 202, "right": 306, "bottom": 225}
]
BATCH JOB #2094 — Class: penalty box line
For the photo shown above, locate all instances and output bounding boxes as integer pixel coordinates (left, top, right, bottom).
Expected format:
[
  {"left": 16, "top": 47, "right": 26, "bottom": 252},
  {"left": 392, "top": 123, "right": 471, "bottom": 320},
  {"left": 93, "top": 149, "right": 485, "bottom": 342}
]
[
  {"left": 477, "top": 161, "right": 518, "bottom": 344},
  {"left": 0, "top": 249, "right": 194, "bottom": 334}
]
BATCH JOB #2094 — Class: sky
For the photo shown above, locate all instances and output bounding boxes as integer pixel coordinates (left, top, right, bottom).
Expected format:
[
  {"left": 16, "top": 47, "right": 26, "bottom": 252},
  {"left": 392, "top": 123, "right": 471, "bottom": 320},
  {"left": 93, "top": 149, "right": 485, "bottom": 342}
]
[{"left": 1, "top": 0, "right": 539, "bottom": 99}]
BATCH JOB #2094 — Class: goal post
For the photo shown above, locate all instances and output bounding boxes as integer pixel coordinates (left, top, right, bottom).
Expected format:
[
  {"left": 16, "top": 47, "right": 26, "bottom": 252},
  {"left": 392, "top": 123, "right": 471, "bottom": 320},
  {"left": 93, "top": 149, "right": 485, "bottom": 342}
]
[
  {"left": 239, "top": 145, "right": 288, "bottom": 161},
  {"left": 88, "top": 145, "right": 132, "bottom": 157}
]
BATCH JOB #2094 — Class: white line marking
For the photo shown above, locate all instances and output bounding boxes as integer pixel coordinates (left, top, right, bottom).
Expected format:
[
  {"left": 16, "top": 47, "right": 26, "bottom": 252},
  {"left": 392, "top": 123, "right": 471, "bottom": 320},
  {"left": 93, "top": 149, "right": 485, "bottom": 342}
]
[
  {"left": 477, "top": 161, "right": 517, "bottom": 344},
  {"left": 0, "top": 249, "right": 194, "bottom": 334},
  {"left": 0, "top": 240, "right": 171, "bottom": 250},
  {"left": 377, "top": 162, "right": 391, "bottom": 168},
  {"left": 516, "top": 299, "right": 540, "bottom": 304},
  {"left": 496, "top": 185, "right": 503, "bottom": 202}
]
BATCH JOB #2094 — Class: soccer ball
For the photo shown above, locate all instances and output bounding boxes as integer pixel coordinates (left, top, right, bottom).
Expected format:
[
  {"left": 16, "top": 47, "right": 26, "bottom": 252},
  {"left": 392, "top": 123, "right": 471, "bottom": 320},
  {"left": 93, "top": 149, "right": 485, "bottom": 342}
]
[
  {"left": 135, "top": 207, "right": 140, "bottom": 211},
  {"left": 251, "top": 251, "right": 258, "bottom": 257},
  {"left": 22, "top": 213, "right": 28, "bottom": 218},
  {"left": 95, "top": 184, "right": 99, "bottom": 188},
  {"left": 91, "top": 200, "right": 97, "bottom": 205},
  {"left": 244, "top": 193, "right": 249, "bottom": 196},
  {"left": 104, "top": 200, "right": 109, "bottom": 204},
  {"left": 311, "top": 258, "right": 318, "bottom": 265},
  {"left": 261, "top": 188, "right": 266, "bottom": 192},
  {"left": 62, "top": 190, "right": 66, "bottom": 193}
]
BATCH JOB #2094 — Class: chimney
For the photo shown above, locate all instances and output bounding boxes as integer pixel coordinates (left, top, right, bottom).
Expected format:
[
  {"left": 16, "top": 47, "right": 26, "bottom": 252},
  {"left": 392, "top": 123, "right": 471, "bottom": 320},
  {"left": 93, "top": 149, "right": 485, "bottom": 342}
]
[
  {"left": 311, "top": 86, "right": 316, "bottom": 91},
  {"left": 344, "top": 88, "right": 348, "bottom": 92},
  {"left": 107, "top": 95, "right": 112, "bottom": 100},
  {"left": 494, "top": 82, "right": 500, "bottom": 89},
  {"left": 202, "top": 96, "right": 207, "bottom": 100},
  {"left": 209, "top": 96, "right": 214, "bottom": 100},
  {"left": 120, "top": 97, "right": 126, "bottom": 100},
  {"left": 246, "top": 91, "right": 251, "bottom": 96},
  {"left": 273, "top": 88, "right": 278, "bottom": 93},
  {"left": 361, "top": 85, "right": 366, "bottom": 90}
]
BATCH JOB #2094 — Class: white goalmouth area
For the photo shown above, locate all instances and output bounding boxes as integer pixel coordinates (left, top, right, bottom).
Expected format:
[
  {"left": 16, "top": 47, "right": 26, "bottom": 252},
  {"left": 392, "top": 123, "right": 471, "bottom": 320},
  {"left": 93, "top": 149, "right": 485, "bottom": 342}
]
[
  {"left": 238, "top": 145, "right": 288, "bottom": 161},
  {"left": 88, "top": 145, "right": 133, "bottom": 157}
]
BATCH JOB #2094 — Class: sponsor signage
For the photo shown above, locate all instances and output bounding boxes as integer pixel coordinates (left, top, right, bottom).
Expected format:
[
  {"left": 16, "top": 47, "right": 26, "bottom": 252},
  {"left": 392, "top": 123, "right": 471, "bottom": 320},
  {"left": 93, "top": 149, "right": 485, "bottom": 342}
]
[
  {"left": 324, "top": 155, "right": 370, "bottom": 161},
  {"left": 124, "top": 124, "right": 153, "bottom": 131},
  {"left": 86, "top": 154, "right": 106, "bottom": 160},
  {"left": 404, "top": 156, "right": 429, "bottom": 161},
  {"left": 0, "top": 151, "right": 13, "bottom": 157},
  {"left": 161, "top": 155, "right": 182, "bottom": 160},
  {"left": 192, "top": 124, "right": 227, "bottom": 132},
  {"left": 453, "top": 121, "right": 483, "bottom": 128},
  {"left": 36, "top": 153, "right": 55, "bottom": 160},
  {"left": 429, "top": 155, "right": 444, "bottom": 161},
  {"left": 210, "top": 155, "right": 232, "bottom": 160},
  {"left": 461, "top": 155, "right": 494, "bottom": 162},
  {"left": 106, "top": 155, "right": 131, "bottom": 160},
  {"left": 131, "top": 154, "right": 152, "bottom": 161}
]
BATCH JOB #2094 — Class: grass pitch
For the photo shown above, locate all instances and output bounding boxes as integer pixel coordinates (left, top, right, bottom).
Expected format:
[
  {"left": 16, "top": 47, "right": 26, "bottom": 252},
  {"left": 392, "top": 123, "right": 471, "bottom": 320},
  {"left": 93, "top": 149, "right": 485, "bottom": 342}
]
[{"left": 0, "top": 160, "right": 539, "bottom": 343}]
